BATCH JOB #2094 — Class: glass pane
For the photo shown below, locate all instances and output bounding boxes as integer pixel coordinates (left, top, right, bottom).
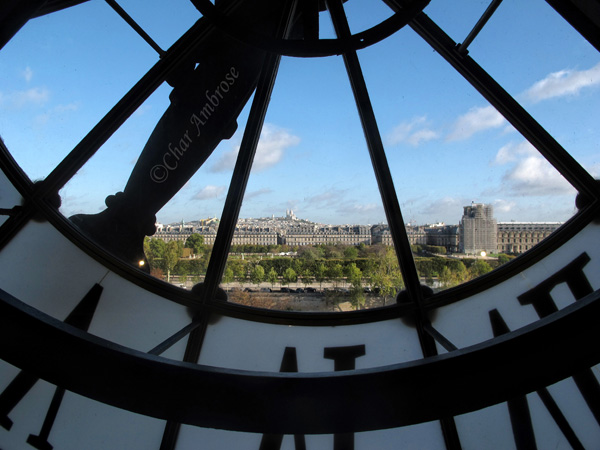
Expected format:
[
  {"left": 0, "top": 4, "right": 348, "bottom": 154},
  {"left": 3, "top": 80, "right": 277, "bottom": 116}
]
[
  {"left": 214, "top": 52, "right": 396, "bottom": 311},
  {"left": 359, "top": 20, "right": 580, "bottom": 292},
  {"left": 343, "top": 0, "right": 394, "bottom": 34},
  {"left": 0, "top": 167, "right": 23, "bottom": 209},
  {"left": 464, "top": 0, "right": 600, "bottom": 175},
  {"left": 431, "top": 222, "right": 600, "bottom": 349},
  {"left": 0, "top": 1, "right": 171, "bottom": 180},
  {"left": 0, "top": 166, "right": 22, "bottom": 227}
]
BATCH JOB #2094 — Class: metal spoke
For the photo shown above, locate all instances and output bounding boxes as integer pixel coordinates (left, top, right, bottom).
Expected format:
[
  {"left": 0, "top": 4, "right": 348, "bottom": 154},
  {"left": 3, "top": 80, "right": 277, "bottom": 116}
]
[
  {"left": 545, "top": 0, "right": 600, "bottom": 53},
  {"left": 201, "top": 0, "right": 297, "bottom": 303},
  {"left": 457, "top": 0, "right": 504, "bottom": 54},
  {"left": 147, "top": 320, "right": 203, "bottom": 356},
  {"left": 0, "top": 0, "right": 48, "bottom": 50},
  {"left": 325, "top": 0, "right": 422, "bottom": 303},
  {"left": 159, "top": 3, "right": 297, "bottom": 449},
  {"left": 36, "top": 3, "right": 242, "bottom": 200},
  {"left": 423, "top": 322, "right": 458, "bottom": 352},
  {"left": 104, "top": 0, "right": 165, "bottom": 57},
  {"left": 301, "top": 0, "right": 320, "bottom": 41},
  {"left": 326, "top": 3, "right": 462, "bottom": 448}
]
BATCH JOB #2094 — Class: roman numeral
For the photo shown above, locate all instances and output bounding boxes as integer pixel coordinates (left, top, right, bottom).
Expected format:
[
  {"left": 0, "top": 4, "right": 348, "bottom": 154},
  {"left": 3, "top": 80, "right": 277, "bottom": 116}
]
[
  {"left": 517, "top": 252, "right": 600, "bottom": 428},
  {"left": 258, "top": 345, "right": 366, "bottom": 450},
  {"left": 260, "top": 347, "right": 306, "bottom": 450},
  {"left": 324, "top": 345, "right": 366, "bottom": 450},
  {"left": 0, "top": 283, "right": 103, "bottom": 449},
  {"left": 490, "top": 309, "right": 584, "bottom": 450}
]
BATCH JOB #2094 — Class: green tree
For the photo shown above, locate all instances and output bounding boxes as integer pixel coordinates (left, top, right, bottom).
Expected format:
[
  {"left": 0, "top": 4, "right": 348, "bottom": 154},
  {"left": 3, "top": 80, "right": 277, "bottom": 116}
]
[
  {"left": 250, "top": 265, "right": 265, "bottom": 286},
  {"left": 179, "top": 273, "right": 188, "bottom": 287},
  {"left": 439, "top": 266, "right": 454, "bottom": 288},
  {"left": 345, "top": 263, "right": 362, "bottom": 287},
  {"left": 298, "top": 246, "right": 320, "bottom": 262},
  {"left": 452, "top": 260, "right": 469, "bottom": 284},
  {"left": 497, "top": 253, "right": 512, "bottom": 265},
  {"left": 469, "top": 260, "right": 493, "bottom": 278},
  {"left": 343, "top": 246, "right": 359, "bottom": 260},
  {"left": 267, "top": 267, "right": 279, "bottom": 289},
  {"left": 222, "top": 267, "right": 235, "bottom": 289},
  {"left": 143, "top": 237, "right": 152, "bottom": 267},
  {"left": 282, "top": 267, "right": 297, "bottom": 287},
  {"left": 350, "top": 286, "right": 366, "bottom": 310},
  {"left": 323, "top": 245, "right": 343, "bottom": 259},
  {"left": 328, "top": 263, "right": 343, "bottom": 287},
  {"left": 439, "top": 261, "right": 469, "bottom": 288},
  {"left": 147, "top": 238, "right": 166, "bottom": 262},
  {"left": 164, "top": 240, "right": 183, "bottom": 282},
  {"left": 232, "top": 262, "right": 246, "bottom": 288},
  {"left": 369, "top": 248, "right": 403, "bottom": 305},
  {"left": 184, "top": 233, "right": 205, "bottom": 255},
  {"left": 299, "top": 267, "right": 313, "bottom": 288},
  {"left": 345, "top": 262, "right": 365, "bottom": 309},
  {"left": 314, "top": 263, "right": 328, "bottom": 289},
  {"left": 370, "top": 272, "right": 395, "bottom": 305}
]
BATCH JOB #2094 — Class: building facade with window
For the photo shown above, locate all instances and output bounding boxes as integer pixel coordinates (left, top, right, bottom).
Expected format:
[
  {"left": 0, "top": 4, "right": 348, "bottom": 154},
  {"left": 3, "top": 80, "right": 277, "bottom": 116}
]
[{"left": 497, "top": 222, "right": 562, "bottom": 254}]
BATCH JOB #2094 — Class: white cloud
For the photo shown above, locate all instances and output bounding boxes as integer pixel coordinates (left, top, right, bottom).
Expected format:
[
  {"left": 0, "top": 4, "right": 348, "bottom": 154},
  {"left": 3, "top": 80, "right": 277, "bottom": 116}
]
[
  {"left": 244, "top": 188, "right": 272, "bottom": 200},
  {"left": 304, "top": 188, "right": 348, "bottom": 209},
  {"left": 333, "top": 202, "right": 384, "bottom": 224},
  {"left": 492, "top": 199, "right": 516, "bottom": 214},
  {"left": 0, "top": 87, "right": 50, "bottom": 109},
  {"left": 339, "top": 203, "right": 381, "bottom": 214},
  {"left": 524, "top": 62, "right": 600, "bottom": 103},
  {"left": 134, "top": 104, "right": 152, "bottom": 117},
  {"left": 210, "top": 146, "right": 237, "bottom": 173},
  {"left": 193, "top": 185, "right": 226, "bottom": 200},
  {"left": 386, "top": 116, "right": 439, "bottom": 147},
  {"left": 34, "top": 102, "right": 80, "bottom": 125},
  {"left": 418, "top": 197, "right": 469, "bottom": 223},
  {"left": 211, "top": 123, "right": 300, "bottom": 172},
  {"left": 447, "top": 105, "right": 505, "bottom": 141},
  {"left": 494, "top": 141, "right": 575, "bottom": 196},
  {"left": 492, "top": 140, "right": 535, "bottom": 165},
  {"left": 407, "top": 128, "right": 439, "bottom": 146},
  {"left": 22, "top": 67, "right": 33, "bottom": 82}
]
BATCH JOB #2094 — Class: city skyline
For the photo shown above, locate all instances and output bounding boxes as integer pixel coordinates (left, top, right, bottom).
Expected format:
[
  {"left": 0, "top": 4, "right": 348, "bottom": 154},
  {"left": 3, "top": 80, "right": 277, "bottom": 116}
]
[
  {"left": 156, "top": 208, "right": 564, "bottom": 229},
  {"left": 0, "top": 1, "right": 598, "bottom": 226}
]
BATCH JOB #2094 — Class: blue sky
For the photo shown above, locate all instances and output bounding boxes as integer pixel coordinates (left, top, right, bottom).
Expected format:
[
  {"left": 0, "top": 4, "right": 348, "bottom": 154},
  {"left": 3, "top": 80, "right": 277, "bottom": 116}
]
[{"left": 1, "top": 0, "right": 599, "bottom": 226}]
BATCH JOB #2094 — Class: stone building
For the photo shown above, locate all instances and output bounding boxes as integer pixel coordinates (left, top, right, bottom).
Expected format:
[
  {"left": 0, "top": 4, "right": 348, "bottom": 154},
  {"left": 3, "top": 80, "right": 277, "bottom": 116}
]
[
  {"left": 497, "top": 222, "right": 562, "bottom": 254},
  {"left": 459, "top": 203, "right": 497, "bottom": 255},
  {"left": 231, "top": 226, "right": 279, "bottom": 246},
  {"left": 426, "top": 224, "right": 460, "bottom": 253},
  {"left": 370, "top": 225, "right": 394, "bottom": 246},
  {"left": 372, "top": 223, "right": 459, "bottom": 252},
  {"left": 283, "top": 224, "right": 371, "bottom": 246}
]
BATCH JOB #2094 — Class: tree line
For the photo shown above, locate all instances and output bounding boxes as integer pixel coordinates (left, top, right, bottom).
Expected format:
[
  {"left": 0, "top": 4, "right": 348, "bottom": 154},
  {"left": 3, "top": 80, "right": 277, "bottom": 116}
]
[{"left": 144, "top": 233, "right": 515, "bottom": 307}]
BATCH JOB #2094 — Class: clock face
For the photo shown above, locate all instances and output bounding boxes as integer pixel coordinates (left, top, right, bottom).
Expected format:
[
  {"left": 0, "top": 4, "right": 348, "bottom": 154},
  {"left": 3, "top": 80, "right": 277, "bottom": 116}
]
[{"left": 1, "top": 1, "right": 600, "bottom": 449}]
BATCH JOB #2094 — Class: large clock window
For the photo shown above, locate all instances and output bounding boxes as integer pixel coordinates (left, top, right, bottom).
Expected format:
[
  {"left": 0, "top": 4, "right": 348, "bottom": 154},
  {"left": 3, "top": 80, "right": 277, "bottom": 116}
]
[{"left": 1, "top": 1, "right": 600, "bottom": 449}]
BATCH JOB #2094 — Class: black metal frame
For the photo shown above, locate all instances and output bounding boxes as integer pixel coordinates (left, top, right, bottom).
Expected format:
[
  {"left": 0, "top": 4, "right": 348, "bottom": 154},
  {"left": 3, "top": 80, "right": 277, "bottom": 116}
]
[
  {"left": 1, "top": 285, "right": 599, "bottom": 433},
  {"left": 0, "top": 0, "right": 597, "bottom": 324},
  {"left": 0, "top": 0, "right": 598, "bottom": 328},
  {"left": 0, "top": 1, "right": 600, "bottom": 442},
  {"left": 189, "top": 0, "right": 430, "bottom": 57}
]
